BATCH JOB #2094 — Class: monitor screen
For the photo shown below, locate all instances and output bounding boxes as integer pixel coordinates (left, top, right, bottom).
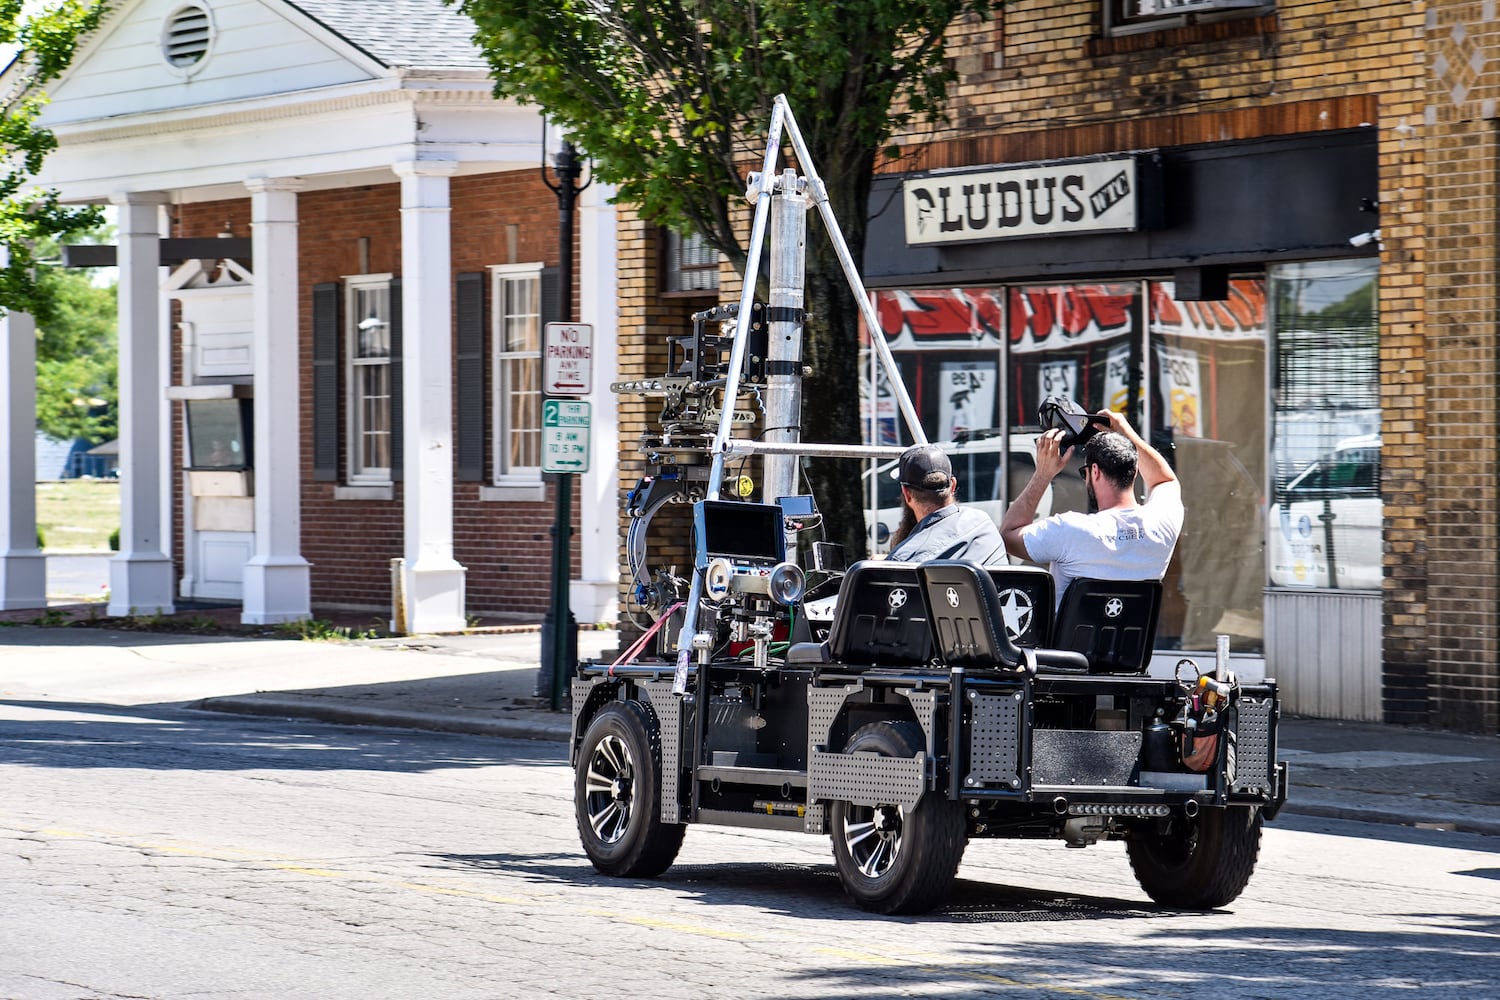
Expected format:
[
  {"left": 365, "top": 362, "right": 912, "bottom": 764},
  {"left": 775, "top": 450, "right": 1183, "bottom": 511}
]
[
  {"left": 186, "top": 398, "right": 253, "bottom": 470},
  {"left": 696, "top": 500, "right": 784, "bottom": 564}
]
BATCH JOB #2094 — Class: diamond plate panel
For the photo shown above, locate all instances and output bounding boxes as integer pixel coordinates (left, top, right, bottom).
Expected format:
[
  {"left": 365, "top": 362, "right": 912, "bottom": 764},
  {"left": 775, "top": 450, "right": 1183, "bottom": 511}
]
[
  {"left": 641, "top": 680, "right": 686, "bottom": 824},
  {"left": 570, "top": 678, "right": 595, "bottom": 741},
  {"left": 807, "top": 682, "right": 862, "bottom": 748},
  {"left": 808, "top": 749, "right": 927, "bottom": 809},
  {"left": 899, "top": 688, "right": 939, "bottom": 752},
  {"left": 967, "top": 691, "right": 1023, "bottom": 788},
  {"left": 1232, "top": 695, "right": 1276, "bottom": 795}
]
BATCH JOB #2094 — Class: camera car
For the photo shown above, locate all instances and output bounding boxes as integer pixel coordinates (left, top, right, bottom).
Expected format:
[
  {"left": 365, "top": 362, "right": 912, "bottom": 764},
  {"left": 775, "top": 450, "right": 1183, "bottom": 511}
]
[{"left": 570, "top": 97, "right": 1286, "bottom": 914}]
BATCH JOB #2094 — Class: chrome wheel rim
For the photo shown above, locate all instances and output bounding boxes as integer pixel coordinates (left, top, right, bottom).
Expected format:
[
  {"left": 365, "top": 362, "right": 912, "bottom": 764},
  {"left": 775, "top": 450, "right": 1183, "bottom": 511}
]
[
  {"left": 842, "top": 803, "right": 905, "bottom": 878},
  {"left": 584, "top": 734, "right": 634, "bottom": 844}
]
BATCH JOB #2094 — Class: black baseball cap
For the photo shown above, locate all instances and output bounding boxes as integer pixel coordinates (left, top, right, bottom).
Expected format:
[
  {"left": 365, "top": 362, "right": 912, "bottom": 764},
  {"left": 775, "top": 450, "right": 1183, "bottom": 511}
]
[{"left": 893, "top": 444, "right": 953, "bottom": 492}]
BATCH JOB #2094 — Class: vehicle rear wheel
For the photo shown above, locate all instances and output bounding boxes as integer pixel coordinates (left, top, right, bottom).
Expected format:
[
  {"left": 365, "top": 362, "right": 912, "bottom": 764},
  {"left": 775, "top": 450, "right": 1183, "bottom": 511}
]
[
  {"left": 575, "top": 701, "right": 685, "bottom": 878},
  {"left": 1126, "top": 805, "right": 1262, "bottom": 908},
  {"left": 829, "top": 720, "right": 966, "bottom": 915}
]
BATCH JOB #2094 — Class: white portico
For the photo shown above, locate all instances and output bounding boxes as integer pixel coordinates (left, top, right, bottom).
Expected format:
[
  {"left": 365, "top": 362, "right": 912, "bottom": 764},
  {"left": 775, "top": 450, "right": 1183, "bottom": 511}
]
[{"left": 9, "top": 0, "right": 620, "bottom": 630}]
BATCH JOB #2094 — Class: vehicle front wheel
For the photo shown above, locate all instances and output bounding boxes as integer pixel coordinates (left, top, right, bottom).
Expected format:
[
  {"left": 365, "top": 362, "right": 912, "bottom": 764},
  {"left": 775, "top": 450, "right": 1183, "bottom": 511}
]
[
  {"left": 575, "top": 701, "right": 685, "bottom": 878},
  {"left": 1126, "top": 805, "right": 1262, "bottom": 908},
  {"left": 829, "top": 720, "right": 966, "bottom": 915}
]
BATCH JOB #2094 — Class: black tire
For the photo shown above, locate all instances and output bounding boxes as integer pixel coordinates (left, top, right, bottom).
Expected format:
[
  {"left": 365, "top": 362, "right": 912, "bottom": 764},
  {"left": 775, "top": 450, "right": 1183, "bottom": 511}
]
[
  {"left": 829, "top": 720, "right": 967, "bottom": 915},
  {"left": 1126, "top": 805, "right": 1262, "bottom": 908},
  {"left": 575, "top": 701, "right": 685, "bottom": 878}
]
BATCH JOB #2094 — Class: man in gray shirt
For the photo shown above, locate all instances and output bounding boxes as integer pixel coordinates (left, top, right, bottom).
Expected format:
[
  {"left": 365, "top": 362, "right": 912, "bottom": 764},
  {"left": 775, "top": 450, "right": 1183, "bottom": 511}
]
[{"left": 887, "top": 444, "right": 1005, "bottom": 565}]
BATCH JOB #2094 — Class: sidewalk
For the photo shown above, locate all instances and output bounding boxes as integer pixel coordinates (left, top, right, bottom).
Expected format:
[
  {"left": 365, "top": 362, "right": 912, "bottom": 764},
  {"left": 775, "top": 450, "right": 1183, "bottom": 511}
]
[{"left": 3, "top": 622, "right": 1497, "bottom": 837}]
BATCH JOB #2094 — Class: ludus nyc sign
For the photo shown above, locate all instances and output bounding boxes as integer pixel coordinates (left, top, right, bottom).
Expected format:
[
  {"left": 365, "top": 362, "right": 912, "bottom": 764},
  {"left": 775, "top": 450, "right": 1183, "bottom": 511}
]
[{"left": 903, "top": 154, "right": 1154, "bottom": 246}]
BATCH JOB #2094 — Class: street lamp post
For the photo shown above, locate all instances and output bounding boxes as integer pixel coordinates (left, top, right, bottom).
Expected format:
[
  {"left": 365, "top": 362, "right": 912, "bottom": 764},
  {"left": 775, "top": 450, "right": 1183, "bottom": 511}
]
[{"left": 538, "top": 138, "right": 586, "bottom": 711}]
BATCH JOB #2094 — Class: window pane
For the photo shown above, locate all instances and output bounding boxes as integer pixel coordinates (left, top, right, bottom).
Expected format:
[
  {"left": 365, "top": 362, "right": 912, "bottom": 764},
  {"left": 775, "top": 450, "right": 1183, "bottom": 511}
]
[
  {"left": 354, "top": 286, "right": 390, "bottom": 359},
  {"left": 1149, "top": 279, "right": 1267, "bottom": 652},
  {"left": 503, "top": 355, "right": 540, "bottom": 470},
  {"left": 504, "top": 279, "right": 539, "bottom": 353},
  {"left": 861, "top": 287, "right": 1006, "bottom": 552},
  {"left": 1268, "top": 260, "right": 1381, "bottom": 591},
  {"left": 358, "top": 363, "right": 391, "bottom": 472}
]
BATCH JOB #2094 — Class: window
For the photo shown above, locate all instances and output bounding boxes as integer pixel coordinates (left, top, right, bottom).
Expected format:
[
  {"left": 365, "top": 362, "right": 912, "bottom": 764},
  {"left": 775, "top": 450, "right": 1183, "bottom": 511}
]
[
  {"left": 663, "top": 229, "right": 719, "bottom": 293},
  {"left": 1267, "top": 260, "right": 1381, "bottom": 591},
  {"left": 345, "top": 275, "right": 394, "bottom": 484},
  {"left": 492, "top": 264, "right": 543, "bottom": 481},
  {"left": 1105, "top": 0, "right": 1270, "bottom": 35}
]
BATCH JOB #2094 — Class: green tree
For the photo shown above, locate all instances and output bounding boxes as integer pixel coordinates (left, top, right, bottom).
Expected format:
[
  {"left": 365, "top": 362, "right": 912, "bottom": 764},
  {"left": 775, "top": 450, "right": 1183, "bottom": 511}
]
[
  {"left": 1, "top": 1, "right": 111, "bottom": 315},
  {"left": 34, "top": 231, "right": 115, "bottom": 442},
  {"left": 455, "top": 0, "right": 995, "bottom": 556}
]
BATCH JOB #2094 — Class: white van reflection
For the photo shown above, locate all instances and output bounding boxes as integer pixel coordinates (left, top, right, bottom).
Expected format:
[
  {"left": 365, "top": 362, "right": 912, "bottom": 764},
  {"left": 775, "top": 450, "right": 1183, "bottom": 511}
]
[{"left": 1268, "top": 435, "right": 1382, "bottom": 590}]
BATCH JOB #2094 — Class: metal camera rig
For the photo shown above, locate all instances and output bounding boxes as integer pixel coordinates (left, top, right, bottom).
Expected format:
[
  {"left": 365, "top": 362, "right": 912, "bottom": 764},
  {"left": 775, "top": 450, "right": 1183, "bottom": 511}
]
[{"left": 575, "top": 96, "right": 1286, "bottom": 916}]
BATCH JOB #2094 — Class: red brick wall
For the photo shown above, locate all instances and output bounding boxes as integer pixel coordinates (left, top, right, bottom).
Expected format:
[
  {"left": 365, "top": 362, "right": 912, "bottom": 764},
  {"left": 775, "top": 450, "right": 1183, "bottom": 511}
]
[{"left": 173, "top": 169, "right": 570, "bottom": 617}]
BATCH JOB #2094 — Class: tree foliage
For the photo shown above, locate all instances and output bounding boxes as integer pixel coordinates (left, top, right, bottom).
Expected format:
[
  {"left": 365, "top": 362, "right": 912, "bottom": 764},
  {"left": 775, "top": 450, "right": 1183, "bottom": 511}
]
[
  {"left": 456, "top": 0, "right": 995, "bottom": 555},
  {"left": 34, "top": 231, "right": 115, "bottom": 443},
  {"left": 0, "top": 1, "right": 110, "bottom": 315}
]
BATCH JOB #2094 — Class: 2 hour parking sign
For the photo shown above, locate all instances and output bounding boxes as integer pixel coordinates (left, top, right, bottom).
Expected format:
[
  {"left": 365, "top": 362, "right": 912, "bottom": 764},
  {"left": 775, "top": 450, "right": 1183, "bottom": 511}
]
[{"left": 542, "top": 399, "right": 591, "bottom": 474}]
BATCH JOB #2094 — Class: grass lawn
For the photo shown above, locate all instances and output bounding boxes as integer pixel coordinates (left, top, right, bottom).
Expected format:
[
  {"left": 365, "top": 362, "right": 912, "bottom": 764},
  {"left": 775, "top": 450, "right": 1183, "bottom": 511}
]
[{"left": 36, "top": 479, "right": 120, "bottom": 552}]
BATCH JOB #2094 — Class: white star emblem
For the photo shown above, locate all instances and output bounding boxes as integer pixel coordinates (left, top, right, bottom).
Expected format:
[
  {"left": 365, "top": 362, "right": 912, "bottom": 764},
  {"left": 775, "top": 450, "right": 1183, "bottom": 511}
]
[
  {"left": 1104, "top": 597, "right": 1124, "bottom": 618},
  {"left": 945, "top": 587, "right": 960, "bottom": 608},
  {"left": 997, "top": 588, "right": 1034, "bottom": 640},
  {"left": 887, "top": 588, "right": 907, "bottom": 611}
]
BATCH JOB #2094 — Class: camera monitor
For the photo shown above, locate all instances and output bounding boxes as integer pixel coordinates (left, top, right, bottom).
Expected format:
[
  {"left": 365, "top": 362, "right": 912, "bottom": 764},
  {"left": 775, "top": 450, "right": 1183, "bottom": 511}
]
[{"left": 694, "top": 499, "right": 785, "bottom": 567}]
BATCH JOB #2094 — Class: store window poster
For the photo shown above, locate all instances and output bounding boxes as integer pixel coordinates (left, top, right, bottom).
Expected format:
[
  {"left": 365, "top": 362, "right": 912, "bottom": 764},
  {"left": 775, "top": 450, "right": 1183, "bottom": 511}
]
[
  {"left": 940, "top": 362, "right": 996, "bottom": 439},
  {"left": 1156, "top": 344, "right": 1203, "bottom": 438}
]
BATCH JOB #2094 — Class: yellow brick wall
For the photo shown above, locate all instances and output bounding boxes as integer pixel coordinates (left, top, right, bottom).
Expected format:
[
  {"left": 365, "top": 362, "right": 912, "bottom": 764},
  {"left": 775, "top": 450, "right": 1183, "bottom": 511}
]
[
  {"left": 605, "top": 1, "right": 1498, "bottom": 728},
  {"left": 1420, "top": 2, "right": 1500, "bottom": 731}
]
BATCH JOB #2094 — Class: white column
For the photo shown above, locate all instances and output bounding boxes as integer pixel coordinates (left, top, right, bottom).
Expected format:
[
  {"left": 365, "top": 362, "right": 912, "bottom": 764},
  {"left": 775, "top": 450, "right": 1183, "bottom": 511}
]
[
  {"left": 0, "top": 251, "right": 45, "bottom": 607},
  {"left": 394, "top": 158, "right": 466, "bottom": 633},
  {"left": 242, "top": 176, "right": 311, "bottom": 624},
  {"left": 574, "top": 182, "right": 620, "bottom": 623},
  {"left": 108, "top": 192, "right": 174, "bottom": 615}
]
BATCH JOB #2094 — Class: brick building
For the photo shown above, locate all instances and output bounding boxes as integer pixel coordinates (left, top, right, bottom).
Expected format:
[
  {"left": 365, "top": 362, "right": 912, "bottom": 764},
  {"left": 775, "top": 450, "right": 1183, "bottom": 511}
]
[
  {"left": 0, "top": 0, "right": 623, "bottom": 630},
  {"left": 614, "top": 1, "right": 1499, "bottom": 732}
]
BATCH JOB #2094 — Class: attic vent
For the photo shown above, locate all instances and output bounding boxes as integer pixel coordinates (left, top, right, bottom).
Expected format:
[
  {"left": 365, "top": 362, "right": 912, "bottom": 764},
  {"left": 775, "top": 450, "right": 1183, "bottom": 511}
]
[{"left": 162, "top": 5, "right": 214, "bottom": 70}]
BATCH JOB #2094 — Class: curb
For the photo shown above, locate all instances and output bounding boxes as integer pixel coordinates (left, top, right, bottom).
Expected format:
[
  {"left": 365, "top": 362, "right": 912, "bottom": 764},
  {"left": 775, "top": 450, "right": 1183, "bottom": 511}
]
[{"left": 193, "top": 695, "right": 572, "bottom": 743}]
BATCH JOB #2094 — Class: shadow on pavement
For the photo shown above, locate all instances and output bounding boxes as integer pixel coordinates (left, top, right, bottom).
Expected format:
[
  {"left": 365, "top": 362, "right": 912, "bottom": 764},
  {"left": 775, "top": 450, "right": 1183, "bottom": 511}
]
[
  {"left": 426, "top": 851, "right": 1179, "bottom": 925},
  {"left": 0, "top": 699, "right": 568, "bottom": 774}
]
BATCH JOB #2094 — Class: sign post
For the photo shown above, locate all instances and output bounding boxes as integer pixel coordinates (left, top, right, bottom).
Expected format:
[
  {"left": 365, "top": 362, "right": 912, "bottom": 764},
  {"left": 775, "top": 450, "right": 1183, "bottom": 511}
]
[{"left": 539, "top": 138, "right": 592, "bottom": 713}]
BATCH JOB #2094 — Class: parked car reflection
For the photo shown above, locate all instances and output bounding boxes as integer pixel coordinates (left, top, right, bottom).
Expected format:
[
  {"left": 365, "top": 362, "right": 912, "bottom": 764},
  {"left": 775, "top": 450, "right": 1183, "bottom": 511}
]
[{"left": 1268, "top": 435, "right": 1382, "bottom": 590}]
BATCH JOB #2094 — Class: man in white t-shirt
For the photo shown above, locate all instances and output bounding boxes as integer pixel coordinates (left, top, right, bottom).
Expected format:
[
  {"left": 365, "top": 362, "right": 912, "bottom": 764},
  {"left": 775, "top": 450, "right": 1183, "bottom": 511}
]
[{"left": 1000, "top": 409, "right": 1183, "bottom": 605}]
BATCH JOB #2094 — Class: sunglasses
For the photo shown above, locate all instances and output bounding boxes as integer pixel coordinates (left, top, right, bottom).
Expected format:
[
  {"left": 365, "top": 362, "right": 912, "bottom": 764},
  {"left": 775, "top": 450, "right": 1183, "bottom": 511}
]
[{"left": 1079, "top": 463, "right": 1093, "bottom": 479}]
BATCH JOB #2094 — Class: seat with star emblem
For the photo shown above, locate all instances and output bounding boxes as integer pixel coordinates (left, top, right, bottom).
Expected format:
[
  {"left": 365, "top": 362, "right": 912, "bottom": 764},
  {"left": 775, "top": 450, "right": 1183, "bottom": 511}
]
[
  {"left": 916, "top": 561, "right": 1089, "bottom": 673},
  {"left": 822, "top": 560, "right": 933, "bottom": 669},
  {"left": 1050, "top": 579, "right": 1162, "bottom": 674},
  {"left": 984, "top": 566, "right": 1054, "bottom": 649}
]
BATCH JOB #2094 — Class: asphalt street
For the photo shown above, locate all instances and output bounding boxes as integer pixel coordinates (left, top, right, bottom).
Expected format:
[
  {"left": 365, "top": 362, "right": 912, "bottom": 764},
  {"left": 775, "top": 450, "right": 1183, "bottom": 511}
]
[{"left": 3, "top": 699, "right": 1498, "bottom": 1000}]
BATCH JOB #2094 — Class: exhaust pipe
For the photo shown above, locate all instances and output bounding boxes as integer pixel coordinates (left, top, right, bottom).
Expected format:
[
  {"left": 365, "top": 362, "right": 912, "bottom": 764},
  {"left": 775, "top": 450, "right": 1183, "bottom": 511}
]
[
  {"left": 1183, "top": 799, "right": 1200, "bottom": 818},
  {"left": 1053, "top": 796, "right": 1070, "bottom": 815}
]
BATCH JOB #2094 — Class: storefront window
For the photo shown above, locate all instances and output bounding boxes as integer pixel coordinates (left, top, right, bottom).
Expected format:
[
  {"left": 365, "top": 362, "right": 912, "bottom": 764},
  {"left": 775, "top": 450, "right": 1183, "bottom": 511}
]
[
  {"left": 861, "top": 288, "right": 1005, "bottom": 549},
  {"left": 1267, "top": 260, "right": 1381, "bottom": 591},
  {"left": 1149, "top": 280, "right": 1267, "bottom": 652}
]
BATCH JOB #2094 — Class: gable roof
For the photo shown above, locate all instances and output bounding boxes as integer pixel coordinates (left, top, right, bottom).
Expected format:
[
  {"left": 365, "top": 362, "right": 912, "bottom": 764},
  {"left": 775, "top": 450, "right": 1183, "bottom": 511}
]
[{"left": 284, "top": 0, "right": 486, "bottom": 70}]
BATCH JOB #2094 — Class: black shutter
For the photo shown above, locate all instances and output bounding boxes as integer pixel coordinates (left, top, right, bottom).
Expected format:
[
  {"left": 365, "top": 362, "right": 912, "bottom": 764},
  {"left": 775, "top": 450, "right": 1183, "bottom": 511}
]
[
  {"left": 540, "top": 265, "right": 562, "bottom": 328},
  {"left": 389, "top": 278, "right": 403, "bottom": 481},
  {"left": 455, "top": 273, "right": 486, "bottom": 482},
  {"left": 312, "top": 282, "right": 340, "bottom": 481}
]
